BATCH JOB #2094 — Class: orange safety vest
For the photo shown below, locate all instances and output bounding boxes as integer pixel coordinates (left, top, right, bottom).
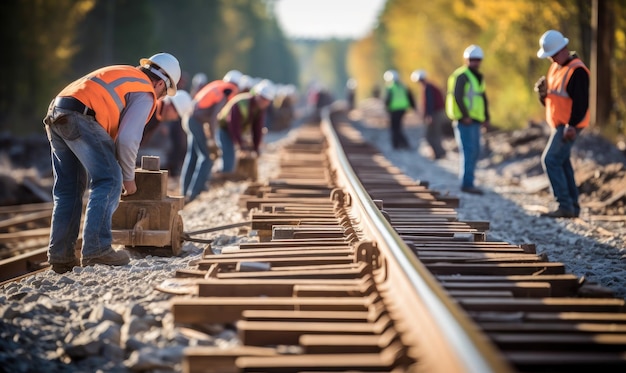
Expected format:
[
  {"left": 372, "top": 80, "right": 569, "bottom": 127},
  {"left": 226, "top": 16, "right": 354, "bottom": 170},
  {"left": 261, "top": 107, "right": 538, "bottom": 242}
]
[
  {"left": 545, "top": 58, "right": 589, "bottom": 129},
  {"left": 58, "top": 65, "right": 157, "bottom": 139},
  {"left": 194, "top": 80, "right": 239, "bottom": 109}
]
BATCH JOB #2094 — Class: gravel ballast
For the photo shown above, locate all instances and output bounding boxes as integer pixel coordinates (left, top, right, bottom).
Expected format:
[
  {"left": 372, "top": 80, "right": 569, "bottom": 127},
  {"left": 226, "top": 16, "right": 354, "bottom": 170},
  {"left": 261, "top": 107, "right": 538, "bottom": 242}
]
[{"left": 1, "top": 109, "right": 624, "bottom": 372}]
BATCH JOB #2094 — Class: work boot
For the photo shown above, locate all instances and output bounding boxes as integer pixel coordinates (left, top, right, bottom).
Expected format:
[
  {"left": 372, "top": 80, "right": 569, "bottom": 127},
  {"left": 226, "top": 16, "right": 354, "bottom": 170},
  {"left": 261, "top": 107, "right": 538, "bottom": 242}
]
[
  {"left": 540, "top": 208, "right": 576, "bottom": 218},
  {"left": 81, "top": 249, "right": 130, "bottom": 267},
  {"left": 461, "top": 186, "right": 484, "bottom": 195},
  {"left": 50, "top": 258, "right": 80, "bottom": 274}
]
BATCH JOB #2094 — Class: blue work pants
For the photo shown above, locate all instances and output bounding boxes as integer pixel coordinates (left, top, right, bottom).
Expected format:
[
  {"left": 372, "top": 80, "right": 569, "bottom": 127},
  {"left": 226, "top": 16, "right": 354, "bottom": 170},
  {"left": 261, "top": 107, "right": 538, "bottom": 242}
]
[
  {"left": 541, "top": 125, "right": 581, "bottom": 214},
  {"left": 180, "top": 116, "right": 213, "bottom": 201},
  {"left": 44, "top": 109, "right": 122, "bottom": 264},
  {"left": 453, "top": 120, "right": 482, "bottom": 189},
  {"left": 218, "top": 128, "right": 236, "bottom": 173}
]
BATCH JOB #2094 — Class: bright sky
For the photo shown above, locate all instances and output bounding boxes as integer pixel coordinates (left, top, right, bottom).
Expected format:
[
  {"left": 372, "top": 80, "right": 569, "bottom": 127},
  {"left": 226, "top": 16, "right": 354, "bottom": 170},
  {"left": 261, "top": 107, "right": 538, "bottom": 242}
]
[{"left": 274, "top": 0, "right": 386, "bottom": 39}]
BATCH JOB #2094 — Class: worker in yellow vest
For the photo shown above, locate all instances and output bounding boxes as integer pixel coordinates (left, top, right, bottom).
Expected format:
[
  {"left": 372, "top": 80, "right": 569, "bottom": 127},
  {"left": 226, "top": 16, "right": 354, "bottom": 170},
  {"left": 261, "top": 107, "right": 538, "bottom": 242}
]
[
  {"left": 446, "top": 45, "right": 490, "bottom": 195},
  {"left": 383, "top": 70, "right": 415, "bottom": 149},
  {"left": 217, "top": 80, "right": 276, "bottom": 178}
]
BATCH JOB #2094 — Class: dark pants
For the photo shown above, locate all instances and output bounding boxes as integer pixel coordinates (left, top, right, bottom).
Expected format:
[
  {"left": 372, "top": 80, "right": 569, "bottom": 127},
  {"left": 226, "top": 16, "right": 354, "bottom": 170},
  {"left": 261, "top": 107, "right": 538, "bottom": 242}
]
[
  {"left": 425, "top": 110, "right": 447, "bottom": 158},
  {"left": 167, "top": 120, "right": 186, "bottom": 177},
  {"left": 389, "top": 110, "right": 410, "bottom": 149}
]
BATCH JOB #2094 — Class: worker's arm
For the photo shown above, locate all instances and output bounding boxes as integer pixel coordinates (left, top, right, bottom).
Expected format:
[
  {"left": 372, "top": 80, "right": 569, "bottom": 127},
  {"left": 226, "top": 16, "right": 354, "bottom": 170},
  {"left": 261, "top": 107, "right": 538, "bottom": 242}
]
[{"left": 116, "top": 92, "right": 155, "bottom": 195}]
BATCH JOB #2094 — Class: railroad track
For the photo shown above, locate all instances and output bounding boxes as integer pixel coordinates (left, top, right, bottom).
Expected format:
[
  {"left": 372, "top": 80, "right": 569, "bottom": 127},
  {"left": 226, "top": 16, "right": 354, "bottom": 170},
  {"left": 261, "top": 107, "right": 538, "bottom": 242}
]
[
  {"left": 0, "top": 202, "right": 52, "bottom": 283},
  {"left": 1, "top": 107, "right": 625, "bottom": 372},
  {"left": 158, "top": 108, "right": 626, "bottom": 373}
]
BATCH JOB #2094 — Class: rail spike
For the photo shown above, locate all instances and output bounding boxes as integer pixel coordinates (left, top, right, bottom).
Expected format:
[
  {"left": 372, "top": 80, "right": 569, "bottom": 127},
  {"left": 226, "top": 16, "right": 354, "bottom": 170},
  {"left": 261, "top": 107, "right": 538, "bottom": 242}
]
[{"left": 330, "top": 187, "right": 350, "bottom": 207}]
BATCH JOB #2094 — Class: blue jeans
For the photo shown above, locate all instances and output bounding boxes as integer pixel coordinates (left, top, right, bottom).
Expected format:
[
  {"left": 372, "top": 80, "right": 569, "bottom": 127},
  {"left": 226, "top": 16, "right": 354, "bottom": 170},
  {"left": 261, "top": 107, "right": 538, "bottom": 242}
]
[
  {"left": 453, "top": 120, "right": 481, "bottom": 188},
  {"left": 541, "top": 125, "right": 580, "bottom": 214},
  {"left": 180, "top": 116, "right": 213, "bottom": 201},
  {"left": 44, "top": 109, "right": 122, "bottom": 264},
  {"left": 219, "top": 128, "right": 236, "bottom": 173}
]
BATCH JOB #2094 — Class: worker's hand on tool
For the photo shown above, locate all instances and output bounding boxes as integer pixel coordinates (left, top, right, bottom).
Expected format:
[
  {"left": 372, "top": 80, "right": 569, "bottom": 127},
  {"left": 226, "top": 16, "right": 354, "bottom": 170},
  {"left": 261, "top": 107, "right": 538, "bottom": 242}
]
[
  {"left": 208, "top": 140, "right": 221, "bottom": 160},
  {"left": 122, "top": 180, "right": 137, "bottom": 196},
  {"left": 534, "top": 76, "right": 547, "bottom": 102},
  {"left": 563, "top": 125, "right": 577, "bottom": 142}
]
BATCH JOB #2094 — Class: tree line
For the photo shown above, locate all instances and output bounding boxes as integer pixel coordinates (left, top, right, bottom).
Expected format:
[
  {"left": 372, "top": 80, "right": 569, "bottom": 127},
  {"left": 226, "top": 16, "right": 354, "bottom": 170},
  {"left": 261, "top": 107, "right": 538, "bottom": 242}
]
[
  {"left": 3, "top": 0, "right": 624, "bottom": 140},
  {"left": 348, "top": 0, "right": 625, "bottom": 138},
  {"left": 0, "top": 0, "right": 299, "bottom": 135}
]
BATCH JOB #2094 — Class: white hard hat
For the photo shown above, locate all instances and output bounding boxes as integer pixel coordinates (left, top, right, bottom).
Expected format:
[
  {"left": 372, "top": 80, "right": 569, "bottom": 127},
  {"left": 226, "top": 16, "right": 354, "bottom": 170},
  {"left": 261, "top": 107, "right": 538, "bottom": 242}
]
[
  {"left": 254, "top": 79, "right": 276, "bottom": 101},
  {"left": 238, "top": 74, "right": 254, "bottom": 91},
  {"left": 537, "top": 30, "right": 569, "bottom": 58},
  {"left": 463, "top": 45, "right": 484, "bottom": 59},
  {"left": 140, "top": 53, "right": 181, "bottom": 96},
  {"left": 165, "top": 90, "right": 194, "bottom": 117},
  {"left": 410, "top": 69, "right": 426, "bottom": 82},
  {"left": 223, "top": 70, "right": 243, "bottom": 86},
  {"left": 383, "top": 70, "right": 399, "bottom": 82},
  {"left": 284, "top": 84, "right": 297, "bottom": 97},
  {"left": 191, "top": 72, "right": 208, "bottom": 88}
]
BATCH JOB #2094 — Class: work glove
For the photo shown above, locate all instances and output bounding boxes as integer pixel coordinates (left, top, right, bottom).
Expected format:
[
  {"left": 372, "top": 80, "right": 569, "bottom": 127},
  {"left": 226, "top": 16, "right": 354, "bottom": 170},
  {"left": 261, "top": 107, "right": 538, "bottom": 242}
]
[
  {"left": 534, "top": 76, "right": 547, "bottom": 102},
  {"left": 563, "top": 125, "right": 577, "bottom": 142},
  {"left": 209, "top": 144, "right": 220, "bottom": 160}
]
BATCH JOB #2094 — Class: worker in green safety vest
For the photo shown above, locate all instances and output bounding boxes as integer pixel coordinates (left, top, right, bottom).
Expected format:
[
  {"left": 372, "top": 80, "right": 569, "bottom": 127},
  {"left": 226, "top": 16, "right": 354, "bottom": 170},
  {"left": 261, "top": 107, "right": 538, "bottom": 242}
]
[
  {"left": 445, "top": 44, "right": 491, "bottom": 195},
  {"left": 383, "top": 70, "right": 415, "bottom": 150}
]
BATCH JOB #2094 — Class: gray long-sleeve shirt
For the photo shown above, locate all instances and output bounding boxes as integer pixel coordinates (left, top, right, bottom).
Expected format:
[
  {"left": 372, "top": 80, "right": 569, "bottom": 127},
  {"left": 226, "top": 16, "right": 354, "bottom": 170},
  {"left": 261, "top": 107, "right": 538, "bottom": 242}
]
[{"left": 116, "top": 92, "right": 155, "bottom": 181}]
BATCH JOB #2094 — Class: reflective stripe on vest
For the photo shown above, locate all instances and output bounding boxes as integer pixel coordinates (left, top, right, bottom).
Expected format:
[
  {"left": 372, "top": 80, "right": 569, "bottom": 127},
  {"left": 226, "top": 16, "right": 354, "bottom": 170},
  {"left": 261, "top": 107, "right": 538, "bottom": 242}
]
[
  {"left": 445, "top": 66, "right": 486, "bottom": 121},
  {"left": 58, "top": 65, "right": 156, "bottom": 139},
  {"left": 545, "top": 58, "right": 589, "bottom": 128},
  {"left": 195, "top": 80, "right": 239, "bottom": 109},
  {"left": 387, "top": 83, "right": 411, "bottom": 111},
  {"left": 218, "top": 92, "right": 253, "bottom": 129}
]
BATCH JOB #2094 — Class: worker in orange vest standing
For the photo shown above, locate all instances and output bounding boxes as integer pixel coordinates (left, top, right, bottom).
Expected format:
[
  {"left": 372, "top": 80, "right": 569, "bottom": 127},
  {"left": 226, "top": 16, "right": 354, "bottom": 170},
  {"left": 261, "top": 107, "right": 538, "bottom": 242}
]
[
  {"left": 43, "top": 53, "right": 181, "bottom": 273},
  {"left": 535, "top": 30, "right": 589, "bottom": 218},
  {"left": 180, "top": 70, "right": 242, "bottom": 201}
]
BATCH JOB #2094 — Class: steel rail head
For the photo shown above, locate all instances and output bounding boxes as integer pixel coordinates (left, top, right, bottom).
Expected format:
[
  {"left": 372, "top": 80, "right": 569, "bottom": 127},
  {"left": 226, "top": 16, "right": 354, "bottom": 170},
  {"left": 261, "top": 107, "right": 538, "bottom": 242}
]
[{"left": 319, "top": 106, "right": 514, "bottom": 373}]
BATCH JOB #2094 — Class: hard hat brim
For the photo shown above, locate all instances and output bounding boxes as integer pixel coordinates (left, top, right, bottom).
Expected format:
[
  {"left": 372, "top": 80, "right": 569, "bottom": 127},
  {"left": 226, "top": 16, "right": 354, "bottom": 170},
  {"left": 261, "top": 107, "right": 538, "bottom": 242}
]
[
  {"left": 537, "top": 49, "right": 550, "bottom": 59},
  {"left": 139, "top": 58, "right": 177, "bottom": 96},
  {"left": 537, "top": 37, "right": 569, "bottom": 59}
]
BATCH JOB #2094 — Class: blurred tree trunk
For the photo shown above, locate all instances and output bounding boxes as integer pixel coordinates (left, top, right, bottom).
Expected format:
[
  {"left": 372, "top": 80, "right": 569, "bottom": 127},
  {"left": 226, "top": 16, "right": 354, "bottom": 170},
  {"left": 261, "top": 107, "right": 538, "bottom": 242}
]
[
  {"left": 0, "top": 0, "right": 95, "bottom": 134},
  {"left": 590, "top": 0, "right": 614, "bottom": 128}
]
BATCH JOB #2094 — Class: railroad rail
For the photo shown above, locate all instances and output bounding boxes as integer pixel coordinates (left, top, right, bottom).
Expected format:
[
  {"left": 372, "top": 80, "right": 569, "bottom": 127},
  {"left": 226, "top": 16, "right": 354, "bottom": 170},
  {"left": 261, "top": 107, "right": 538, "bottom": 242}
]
[
  {"left": 2, "top": 106, "right": 626, "bottom": 372},
  {"left": 160, "top": 108, "right": 626, "bottom": 373},
  {"left": 0, "top": 202, "right": 52, "bottom": 283}
]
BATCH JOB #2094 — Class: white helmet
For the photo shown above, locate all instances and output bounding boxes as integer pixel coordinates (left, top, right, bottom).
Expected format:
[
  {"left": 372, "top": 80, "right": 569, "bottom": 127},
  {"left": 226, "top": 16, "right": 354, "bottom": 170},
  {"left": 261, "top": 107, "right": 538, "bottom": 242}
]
[
  {"left": 254, "top": 79, "right": 276, "bottom": 101},
  {"left": 238, "top": 74, "right": 254, "bottom": 91},
  {"left": 165, "top": 90, "right": 194, "bottom": 117},
  {"left": 140, "top": 53, "right": 181, "bottom": 96},
  {"left": 537, "top": 30, "right": 569, "bottom": 58},
  {"left": 463, "top": 45, "right": 484, "bottom": 59},
  {"left": 191, "top": 72, "right": 208, "bottom": 89},
  {"left": 223, "top": 70, "right": 243, "bottom": 86},
  {"left": 410, "top": 69, "right": 426, "bottom": 82},
  {"left": 383, "top": 70, "right": 399, "bottom": 83}
]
